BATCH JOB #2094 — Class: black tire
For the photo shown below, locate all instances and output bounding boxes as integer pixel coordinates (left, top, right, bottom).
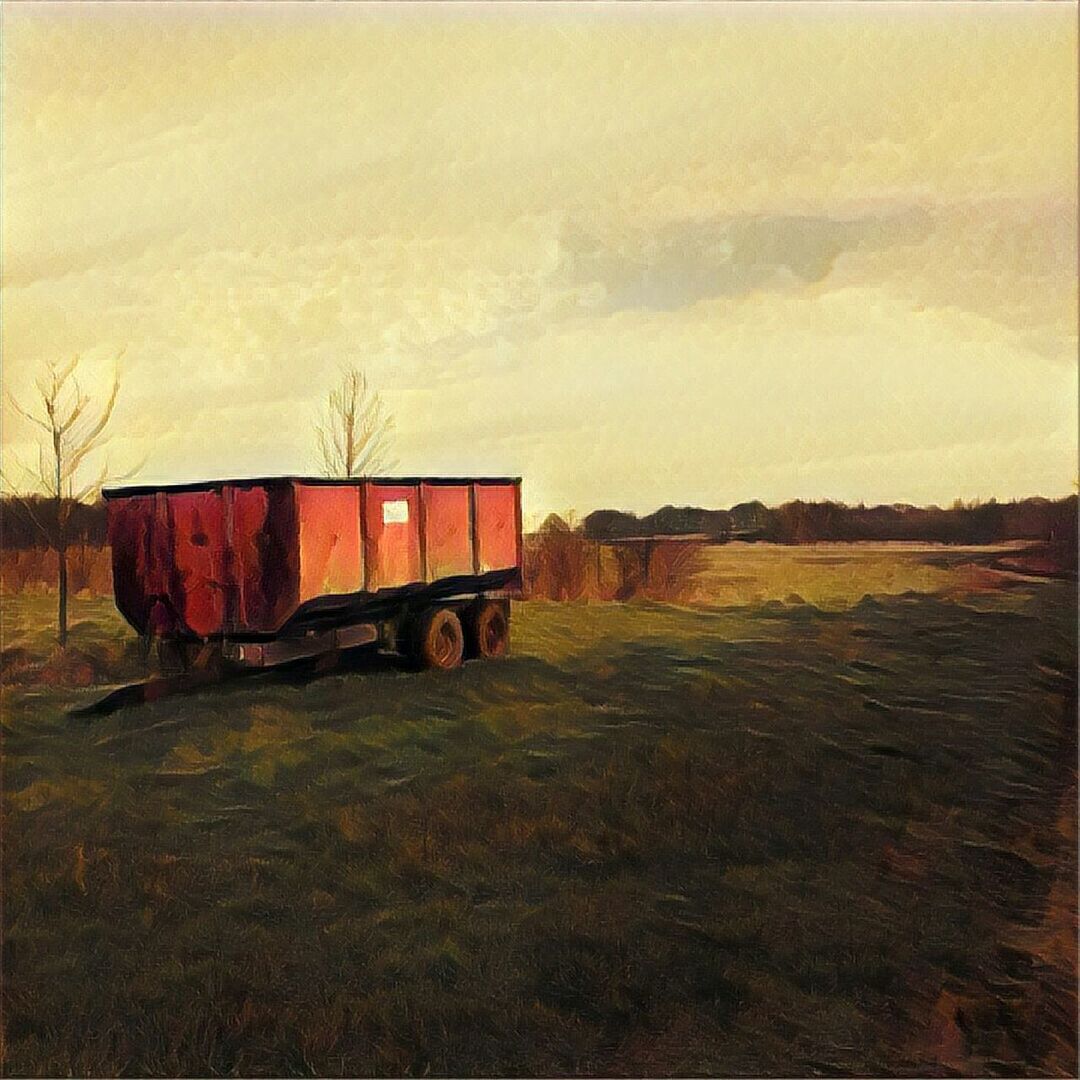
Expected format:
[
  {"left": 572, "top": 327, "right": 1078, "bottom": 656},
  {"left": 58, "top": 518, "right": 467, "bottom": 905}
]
[
  {"left": 467, "top": 600, "right": 510, "bottom": 660},
  {"left": 411, "top": 608, "right": 465, "bottom": 671}
]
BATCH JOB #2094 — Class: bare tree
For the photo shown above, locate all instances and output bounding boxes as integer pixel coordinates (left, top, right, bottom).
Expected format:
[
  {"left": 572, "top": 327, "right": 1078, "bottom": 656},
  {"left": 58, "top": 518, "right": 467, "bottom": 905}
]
[
  {"left": 3, "top": 354, "right": 123, "bottom": 646},
  {"left": 316, "top": 367, "right": 393, "bottom": 477}
]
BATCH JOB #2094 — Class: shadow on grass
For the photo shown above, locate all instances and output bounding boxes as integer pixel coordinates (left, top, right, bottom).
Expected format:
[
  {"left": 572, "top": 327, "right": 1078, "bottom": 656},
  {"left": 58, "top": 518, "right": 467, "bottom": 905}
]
[
  {"left": 67, "top": 645, "right": 396, "bottom": 720},
  {"left": 69, "top": 643, "right": 579, "bottom": 723}
]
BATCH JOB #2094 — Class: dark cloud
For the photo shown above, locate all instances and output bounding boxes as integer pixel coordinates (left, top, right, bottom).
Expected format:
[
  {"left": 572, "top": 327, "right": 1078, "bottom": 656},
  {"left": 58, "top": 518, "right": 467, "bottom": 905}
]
[{"left": 560, "top": 207, "right": 933, "bottom": 313}]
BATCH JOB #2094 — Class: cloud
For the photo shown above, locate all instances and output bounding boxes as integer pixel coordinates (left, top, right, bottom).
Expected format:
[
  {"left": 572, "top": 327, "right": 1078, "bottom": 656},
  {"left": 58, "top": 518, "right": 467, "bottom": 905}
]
[{"left": 555, "top": 207, "right": 934, "bottom": 315}]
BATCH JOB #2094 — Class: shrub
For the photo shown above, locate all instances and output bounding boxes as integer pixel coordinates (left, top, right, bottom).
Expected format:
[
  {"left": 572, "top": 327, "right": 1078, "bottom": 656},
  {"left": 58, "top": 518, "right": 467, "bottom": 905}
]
[
  {"left": 524, "top": 532, "right": 704, "bottom": 603},
  {"left": 0, "top": 545, "right": 112, "bottom": 597}
]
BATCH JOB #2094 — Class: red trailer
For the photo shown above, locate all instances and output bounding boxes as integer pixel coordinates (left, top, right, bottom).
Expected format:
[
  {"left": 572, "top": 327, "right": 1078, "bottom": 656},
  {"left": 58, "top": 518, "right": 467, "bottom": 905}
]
[{"left": 103, "top": 476, "right": 522, "bottom": 671}]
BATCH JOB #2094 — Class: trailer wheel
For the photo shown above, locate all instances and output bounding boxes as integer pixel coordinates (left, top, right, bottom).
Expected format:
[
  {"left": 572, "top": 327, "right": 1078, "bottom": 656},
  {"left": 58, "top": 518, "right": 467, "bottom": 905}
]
[
  {"left": 469, "top": 600, "right": 510, "bottom": 659},
  {"left": 413, "top": 608, "right": 465, "bottom": 670}
]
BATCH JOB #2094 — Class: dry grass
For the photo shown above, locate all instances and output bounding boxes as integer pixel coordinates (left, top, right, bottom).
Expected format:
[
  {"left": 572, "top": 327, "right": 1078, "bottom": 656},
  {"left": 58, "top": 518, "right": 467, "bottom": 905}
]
[
  {"left": 686, "top": 540, "right": 1046, "bottom": 609},
  {"left": 2, "top": 547, "right": 1076, "bottom": 1077},
  {"left": 1, "top": 587, "right": 143, "bottom": 691},
  {"left": 523, "top": 533, "right": 705, "bottom": 602}
]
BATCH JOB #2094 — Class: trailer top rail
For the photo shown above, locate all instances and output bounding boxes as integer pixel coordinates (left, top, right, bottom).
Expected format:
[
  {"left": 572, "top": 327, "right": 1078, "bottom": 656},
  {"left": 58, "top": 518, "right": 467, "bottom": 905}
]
[{"left": 103, "top": 475, "right": 522, "bottom": 499}]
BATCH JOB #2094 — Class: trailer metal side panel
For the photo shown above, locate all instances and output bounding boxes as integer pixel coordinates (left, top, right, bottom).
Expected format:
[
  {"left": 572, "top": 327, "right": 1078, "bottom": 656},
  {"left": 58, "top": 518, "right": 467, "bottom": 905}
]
[
  {"left": 474, "top": 482, "right": 520, "bottom": 574},
  {"left": 421, "top": 483, "right": 472, "bottom": 581},
  {"left": 108, "top": 493, "right": 168, "bottom": 634},
  {"left": 169, "top": 490, "right": 228, "bottom": 636},
  {"left": 362, "top": 482, "right": 422, "bottom": 590},
  {"left": 228, "top": 483, "right": 268, "bottom": 628},
  {"left": 297, "top": 483, "right": 363, "bottom": 602},
  {"left": 229, "top": 483, "right": 300, "bottom": 632}
]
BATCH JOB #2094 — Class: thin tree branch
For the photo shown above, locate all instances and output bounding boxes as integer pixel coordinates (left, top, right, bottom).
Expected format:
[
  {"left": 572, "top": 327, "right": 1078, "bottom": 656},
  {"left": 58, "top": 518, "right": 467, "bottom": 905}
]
[
  {"left": 61, "top": 376, "right": 119, "bottom": 480},
  {"left": 317, "top": 365, "right": 392, "bottom": 478},
  {"left": 4, "top": 390, "right": 51, "bottom": 433}
]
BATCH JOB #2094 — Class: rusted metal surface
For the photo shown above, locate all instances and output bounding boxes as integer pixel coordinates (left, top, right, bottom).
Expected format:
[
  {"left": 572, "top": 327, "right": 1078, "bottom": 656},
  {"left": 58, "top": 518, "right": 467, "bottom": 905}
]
[
  {"left": 168, "top": 490, "right": 227, "bottom": 636},
  {"left": 104, "top": 476, "right": 522, "bottom": 640},
  {"left": 230, "top": 482, "right": 300, "bottom": 632},
  {"left": 297, "top": 483, "right": 362, "bottom": 601},
  {"left": 475, "top": 481, "right": 521, "bottom": 573},
  {"left": 421, "top": 482, "right": 472, "bottom": 581},
  {"left": 361, "top": 483, "right": 422, "bottom": 591},
  {"left": 223, "top": 621, "right": 378, "bottom": 667}
]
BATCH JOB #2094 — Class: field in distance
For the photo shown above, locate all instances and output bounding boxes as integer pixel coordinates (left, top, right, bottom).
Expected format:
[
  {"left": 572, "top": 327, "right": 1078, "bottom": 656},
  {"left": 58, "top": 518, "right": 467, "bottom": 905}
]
[
  {"left": 2, "top": 543, "right": 1076, "bottom": 1076},
  {"left": 688, "top": 539, "right": 1058, "bottom": 609}
]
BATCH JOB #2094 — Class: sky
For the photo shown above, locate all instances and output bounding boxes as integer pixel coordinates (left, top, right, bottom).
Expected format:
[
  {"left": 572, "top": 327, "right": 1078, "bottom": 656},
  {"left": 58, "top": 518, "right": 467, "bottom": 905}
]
[{"left": 2, "top": 2, "right": 1076, "bottom": 523}]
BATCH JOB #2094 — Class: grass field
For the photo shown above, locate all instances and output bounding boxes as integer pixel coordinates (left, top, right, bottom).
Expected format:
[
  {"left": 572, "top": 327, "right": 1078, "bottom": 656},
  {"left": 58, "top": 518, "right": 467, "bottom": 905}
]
[{"left": 2, "top": 544, "right": 1076, "bottom": 1076}]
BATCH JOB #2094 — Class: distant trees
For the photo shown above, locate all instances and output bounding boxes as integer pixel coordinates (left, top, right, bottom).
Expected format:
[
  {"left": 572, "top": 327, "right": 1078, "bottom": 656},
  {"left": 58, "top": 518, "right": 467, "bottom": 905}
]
[
  {"left": 728, "top": 501, "right": 771, "bottom": 537},
  {"left": 3, "top": 354, "right": 124, "bottom": 646},
  {"left": 584, "top": 505, "right": 733, "bottom": 541},
  {"left": 316, "top": 367, "right": 393, "bottom": 478},
  {"left": 771, "top": 500, "right": 848, "bottom": 543},
  {"left": 580, "top": 495, "right": 1077, "bottom": 548}
]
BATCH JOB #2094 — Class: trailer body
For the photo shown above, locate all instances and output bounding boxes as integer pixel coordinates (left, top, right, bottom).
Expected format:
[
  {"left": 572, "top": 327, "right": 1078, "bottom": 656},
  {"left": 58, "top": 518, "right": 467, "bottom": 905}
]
[{"left": 103, "top": 476, "right": 521, "bottom": 665}]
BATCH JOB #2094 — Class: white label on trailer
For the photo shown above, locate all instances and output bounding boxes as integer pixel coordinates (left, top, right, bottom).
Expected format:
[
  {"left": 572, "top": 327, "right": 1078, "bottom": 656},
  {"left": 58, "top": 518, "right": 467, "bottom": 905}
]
[{"left": 382, "top": 499, "right": 409, "bottom": 524}]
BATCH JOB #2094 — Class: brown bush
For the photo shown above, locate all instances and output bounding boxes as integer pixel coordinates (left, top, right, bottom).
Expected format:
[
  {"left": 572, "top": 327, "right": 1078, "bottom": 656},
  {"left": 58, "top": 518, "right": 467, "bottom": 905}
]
[
  {"left": 523, "top": 531, "right": 704, "bottom": 603},
  {"left": 523, "top": 531, "right": 593, "bottom": 601},
  {"left": 640, "top": 540, "right": 706, "bottom": 603},
  {"left": 69, "top": 544, "right": 114, "bottom": 595},
  {"left": 0, "top": 545, "right": 112, "bottom": 597}
]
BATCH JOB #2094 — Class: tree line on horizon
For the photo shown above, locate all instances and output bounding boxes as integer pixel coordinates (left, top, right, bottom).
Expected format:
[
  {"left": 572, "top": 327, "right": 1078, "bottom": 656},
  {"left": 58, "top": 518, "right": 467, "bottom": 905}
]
[{"left": 559, "top": 494, "right": 1078, "bottom": 547}]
